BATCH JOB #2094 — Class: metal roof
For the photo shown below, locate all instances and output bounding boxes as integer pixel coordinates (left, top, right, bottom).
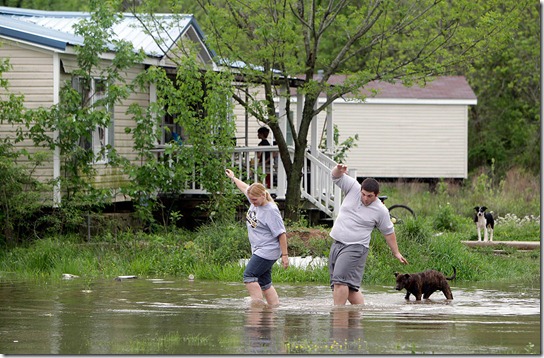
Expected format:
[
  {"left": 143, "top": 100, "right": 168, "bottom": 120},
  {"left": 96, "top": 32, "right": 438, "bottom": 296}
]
[{"left": 0, "top": 7, "right": 211, "bottom": 59}]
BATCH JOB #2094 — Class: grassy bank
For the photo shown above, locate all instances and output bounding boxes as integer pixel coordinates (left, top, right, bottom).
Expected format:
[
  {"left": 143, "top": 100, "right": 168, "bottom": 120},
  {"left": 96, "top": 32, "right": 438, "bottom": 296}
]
[
  {"left": 0, "top": 212, "right": 539, "bottom": 287},
  {"left": 0, "top": 169, "right": 540, "bottom": 286}
]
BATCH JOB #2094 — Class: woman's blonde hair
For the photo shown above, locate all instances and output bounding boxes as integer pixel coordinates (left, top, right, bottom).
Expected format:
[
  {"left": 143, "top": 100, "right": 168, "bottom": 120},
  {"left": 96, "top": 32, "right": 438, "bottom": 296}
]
[{"left": 247, "top": 183, "right": 274, "bottom": 203}]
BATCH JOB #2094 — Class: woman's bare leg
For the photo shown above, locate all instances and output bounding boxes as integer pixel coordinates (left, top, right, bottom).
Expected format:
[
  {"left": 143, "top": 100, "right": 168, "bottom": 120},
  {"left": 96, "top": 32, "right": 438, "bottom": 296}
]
[
  {"left": 245, "top": 282, "right": 264, "bottom": 303},
  {"left": 263, "top": 286, "right": 280, "bottom": 306}
]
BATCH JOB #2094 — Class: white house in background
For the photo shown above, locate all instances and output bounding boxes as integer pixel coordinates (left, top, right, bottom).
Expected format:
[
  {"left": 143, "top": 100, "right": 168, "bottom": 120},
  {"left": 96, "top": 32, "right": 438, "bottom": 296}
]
[
  {"left": 233, "top": 75, "right": 477, "bottom": 180},
  {"left": 0, "top": 7, "right": 215, "bottom": 204},
  {"left": 325, "top": 75, "right": 477, "bottom": 179}
]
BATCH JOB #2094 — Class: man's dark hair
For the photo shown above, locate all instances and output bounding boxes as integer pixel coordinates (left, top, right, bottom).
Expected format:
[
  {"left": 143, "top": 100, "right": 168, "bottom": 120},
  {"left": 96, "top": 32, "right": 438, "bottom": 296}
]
[
  {"left": 361, "top": 178, "right": 380, "bottom": 195},
  {"left": 258, "top": 127, "right": 270, "bottom": 137}
]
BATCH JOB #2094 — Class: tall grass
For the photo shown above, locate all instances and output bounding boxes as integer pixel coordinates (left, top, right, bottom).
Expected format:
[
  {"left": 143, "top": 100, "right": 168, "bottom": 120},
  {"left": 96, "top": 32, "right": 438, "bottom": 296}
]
[
  {"left": 0, "top": 168, "right": 539, "bottom": 285},
  {"left": 382, "top": 167, "right": 540, "bottom": 220}
]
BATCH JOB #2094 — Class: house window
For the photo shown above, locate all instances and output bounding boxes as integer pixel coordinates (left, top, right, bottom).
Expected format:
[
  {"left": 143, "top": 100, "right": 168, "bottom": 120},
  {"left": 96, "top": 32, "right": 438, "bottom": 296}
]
[
  {"left": 161, "top": 113, "right": 187, "bottom": 144},
  {"left": 275, "top": 110, "right": 294, "bottom": 146},
  {"left": 73, "top": 77, "right": 114, "bottom": 163}
]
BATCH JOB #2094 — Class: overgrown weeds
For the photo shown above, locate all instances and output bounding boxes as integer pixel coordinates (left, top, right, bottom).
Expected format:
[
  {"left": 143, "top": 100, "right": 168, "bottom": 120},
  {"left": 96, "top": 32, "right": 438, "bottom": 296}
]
[{"left": 0, "top": 168, "right": 539, "bottom": 285}]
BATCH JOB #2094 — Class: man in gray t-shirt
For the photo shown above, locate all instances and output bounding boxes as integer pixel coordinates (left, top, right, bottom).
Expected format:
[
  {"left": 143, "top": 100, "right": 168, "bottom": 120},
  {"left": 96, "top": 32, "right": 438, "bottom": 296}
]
[{"left": 329, "top": 164, "right": 408, "bottom": 306}]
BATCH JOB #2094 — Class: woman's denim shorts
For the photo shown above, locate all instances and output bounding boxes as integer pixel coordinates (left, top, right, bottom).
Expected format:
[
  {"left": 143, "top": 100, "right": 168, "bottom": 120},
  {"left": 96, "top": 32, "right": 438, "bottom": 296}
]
[{"left": 243, "top": 254, "right": 276, "bottom": 290}]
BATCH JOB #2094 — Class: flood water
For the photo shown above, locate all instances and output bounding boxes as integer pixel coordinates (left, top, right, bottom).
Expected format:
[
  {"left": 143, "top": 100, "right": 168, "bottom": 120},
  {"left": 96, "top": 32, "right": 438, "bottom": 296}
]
[{"left": 0, "top": 276, "right": 540, "bottom": 354}]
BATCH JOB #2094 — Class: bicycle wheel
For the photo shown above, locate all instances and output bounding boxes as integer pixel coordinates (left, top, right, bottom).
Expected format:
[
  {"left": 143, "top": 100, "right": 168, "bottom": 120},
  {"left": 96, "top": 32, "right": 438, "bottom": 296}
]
[{"left": 388, "top": 204, "right": 416, "bottom": 224}]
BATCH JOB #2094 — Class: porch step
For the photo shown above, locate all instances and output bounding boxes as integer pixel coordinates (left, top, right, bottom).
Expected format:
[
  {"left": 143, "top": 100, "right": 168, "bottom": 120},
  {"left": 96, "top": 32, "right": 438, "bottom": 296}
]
[
  {"left": 305, "top": 207, "right": 334, "bottom": 227},
  {"left": 318, "top": 217, "right": 334, "bottom": 227}
]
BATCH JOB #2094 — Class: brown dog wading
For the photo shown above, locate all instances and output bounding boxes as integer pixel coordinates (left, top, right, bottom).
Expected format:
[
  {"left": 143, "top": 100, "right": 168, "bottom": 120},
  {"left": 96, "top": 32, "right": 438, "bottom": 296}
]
[{"left": 394, "top": 267, "right": 456, "bottom": 301}]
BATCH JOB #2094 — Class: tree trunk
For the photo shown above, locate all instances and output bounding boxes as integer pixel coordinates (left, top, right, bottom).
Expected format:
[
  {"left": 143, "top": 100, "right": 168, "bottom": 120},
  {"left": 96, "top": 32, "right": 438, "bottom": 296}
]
[
  {"left": 283, "top": 143, "right": 307, "bottom": 222},
  {"left": 280, "top": 94, "right": 317, "bottom": 223}
]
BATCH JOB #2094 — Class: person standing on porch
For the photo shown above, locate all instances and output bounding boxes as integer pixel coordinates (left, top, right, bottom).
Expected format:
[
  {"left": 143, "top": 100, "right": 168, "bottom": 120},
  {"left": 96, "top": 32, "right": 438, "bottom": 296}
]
[
  {"left": 328, "top": 164, "right": 408, "bottom": 305},
  {"left": 256, "top": 126, "right": 272, "bottom": 187},
  {"left": 257, "top": 126, "right": 272, "bottom": 160},
  {"left": 225, "top": 169, "right": 289, "bottom": 306}
]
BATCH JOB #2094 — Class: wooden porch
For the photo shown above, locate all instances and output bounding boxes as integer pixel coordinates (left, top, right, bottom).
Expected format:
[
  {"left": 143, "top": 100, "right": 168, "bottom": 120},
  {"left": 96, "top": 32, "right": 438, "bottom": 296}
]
[
  {"left": 151, "top": 74, "right": 349, "bottom": 222},
  {"left": 151, "top": 144, "right": 352, "bottom": 222}
]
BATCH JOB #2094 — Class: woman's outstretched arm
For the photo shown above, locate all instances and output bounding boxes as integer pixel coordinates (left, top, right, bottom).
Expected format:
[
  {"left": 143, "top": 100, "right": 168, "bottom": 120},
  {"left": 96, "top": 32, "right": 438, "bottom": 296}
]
[{"left": 225, "top": 169, "right": 249, "bottom": 194}]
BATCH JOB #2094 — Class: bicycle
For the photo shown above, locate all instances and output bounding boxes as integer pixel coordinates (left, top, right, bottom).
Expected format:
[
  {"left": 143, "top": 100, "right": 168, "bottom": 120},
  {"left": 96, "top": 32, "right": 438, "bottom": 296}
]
[{"left": 379, "top": 196, "right": 416, "bottom": 224}]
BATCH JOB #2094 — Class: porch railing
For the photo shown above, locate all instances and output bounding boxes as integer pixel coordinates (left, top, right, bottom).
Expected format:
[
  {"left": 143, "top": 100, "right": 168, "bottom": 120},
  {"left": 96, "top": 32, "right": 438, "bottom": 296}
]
[
  {"left": 151, "top": 144, "right": 343, "bottom": 220},
  {"left": 302, "top": 150, "right": 342, "bottom": 219}
]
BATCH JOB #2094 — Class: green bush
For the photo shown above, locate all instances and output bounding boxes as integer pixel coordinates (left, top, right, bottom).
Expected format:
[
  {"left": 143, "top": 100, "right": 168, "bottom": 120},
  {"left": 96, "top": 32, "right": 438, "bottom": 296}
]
[
  {"left": 286, "top": 231, "right": 331, "bottom": 257},
  {"left": 396, "top": 217, "right": 432, "bottom": 245},
  {"left": 192, "top": 222, "right": 250, "bottom": 265},
  {"left": 432, "top": 202, "right": 464, "bottom": 232},
  {"left": 0, "top": 143, "right": 49, "bottom": 245},
  {"left": 493, "top": 213, "right": 540, "bottom": 241}
]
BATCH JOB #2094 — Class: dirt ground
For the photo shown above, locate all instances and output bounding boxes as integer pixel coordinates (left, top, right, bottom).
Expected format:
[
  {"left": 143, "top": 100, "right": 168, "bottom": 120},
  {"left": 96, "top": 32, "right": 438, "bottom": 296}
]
[{"left": 286, "top": 228, "right": 330, "bottom": 243}]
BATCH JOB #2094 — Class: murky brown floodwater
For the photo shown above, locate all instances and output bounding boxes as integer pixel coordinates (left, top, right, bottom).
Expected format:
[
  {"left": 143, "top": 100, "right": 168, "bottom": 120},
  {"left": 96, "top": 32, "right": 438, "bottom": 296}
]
[{"left": 0, "top": 276, "right": 540, "bottom": 354}]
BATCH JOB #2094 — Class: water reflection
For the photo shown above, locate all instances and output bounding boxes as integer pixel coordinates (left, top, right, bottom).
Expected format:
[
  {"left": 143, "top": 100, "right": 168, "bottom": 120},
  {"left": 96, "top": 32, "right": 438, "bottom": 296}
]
[
  {"left": 243, "top": 302, "right": 283, "bottom": 354},
  {"left": 0, "top": 279, "right": 539, "bottom": 354},
  {"left": 329, "top": 307, "right": 366, "bottom": 353}
]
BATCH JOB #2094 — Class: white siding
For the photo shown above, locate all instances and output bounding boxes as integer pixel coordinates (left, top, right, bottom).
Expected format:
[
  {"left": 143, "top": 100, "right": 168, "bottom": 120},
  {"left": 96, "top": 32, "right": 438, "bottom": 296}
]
[
  {"left": 332, "top": 102, "right": 468, "bottom": 178},
  {"left": 109, "top": 64, "right": 149, "bottom": 163},
  {"left": 0, "top": 40, "right": 55, "bottom": 183},
  {"left": 232, "top": 84, "right": 272, "bottom": 146},
  {"left": 59, "top": 60, "right": 150, "bottom": 189}
]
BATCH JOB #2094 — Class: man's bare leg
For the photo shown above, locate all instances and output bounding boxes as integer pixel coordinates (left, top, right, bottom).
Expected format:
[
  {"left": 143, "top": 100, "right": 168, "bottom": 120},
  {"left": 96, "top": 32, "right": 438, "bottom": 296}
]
[
  {"left": 348, "top": 290, "right": 364, "bottom": 305},
  {"left": 334, "top": 284, "right": 364, "bottom": 305},
  {"left": 263, "top": 285, "right": 280, "bottom": 306},
  {"left": 333, "top": 284, "right": 349, "bottom": 305}
]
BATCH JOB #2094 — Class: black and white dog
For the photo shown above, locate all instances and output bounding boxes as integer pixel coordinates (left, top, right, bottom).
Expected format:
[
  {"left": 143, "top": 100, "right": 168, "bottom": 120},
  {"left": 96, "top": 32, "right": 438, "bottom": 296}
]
[{"left": 474, "top": 206, "right": 494, "bottom": 242}]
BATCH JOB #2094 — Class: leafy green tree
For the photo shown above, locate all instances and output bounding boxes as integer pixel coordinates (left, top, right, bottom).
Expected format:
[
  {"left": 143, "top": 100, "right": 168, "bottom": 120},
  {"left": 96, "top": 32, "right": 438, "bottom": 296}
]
[
  {"left": 467, "top": 2, "right": 540, "bottom": 176},
  {"left": 1, "top": 0, "right": 238, "bottom": 234},
  {"left": 125, "top": 54, "right": 238, "bottom": 226},
  {"left": 121, "top": 8, "right": 238, "bottom": 226},
  {"left": 0, "top": 0, "right": 147, "bottom": 235},
  {"left": 154, "top": 0, "right": 529, "bottom": 222}
]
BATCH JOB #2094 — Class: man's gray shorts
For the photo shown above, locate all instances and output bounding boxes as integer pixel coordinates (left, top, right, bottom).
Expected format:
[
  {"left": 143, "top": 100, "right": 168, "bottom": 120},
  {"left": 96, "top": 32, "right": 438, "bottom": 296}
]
[{"left": 329, "top": 240, "right": 369, "bottom": 292}]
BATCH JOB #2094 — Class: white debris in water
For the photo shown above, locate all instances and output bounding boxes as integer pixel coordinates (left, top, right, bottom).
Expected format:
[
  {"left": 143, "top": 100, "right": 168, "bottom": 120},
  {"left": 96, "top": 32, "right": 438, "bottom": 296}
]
[
  {"left": 238, "top": 256, "right": 327, "bottom": 269},
  {"left": 115, "top": 275, "right": 138, "bottom": 281},
  {"left": 62, "top": 273, "right": 79, "bottom": 280}
]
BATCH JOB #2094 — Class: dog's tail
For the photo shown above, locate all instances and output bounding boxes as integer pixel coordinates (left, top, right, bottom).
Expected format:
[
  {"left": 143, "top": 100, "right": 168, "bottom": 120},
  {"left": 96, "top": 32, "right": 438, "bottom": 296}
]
[{"left": 446, "top": 266, "right": 457, "bottom": 281}]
